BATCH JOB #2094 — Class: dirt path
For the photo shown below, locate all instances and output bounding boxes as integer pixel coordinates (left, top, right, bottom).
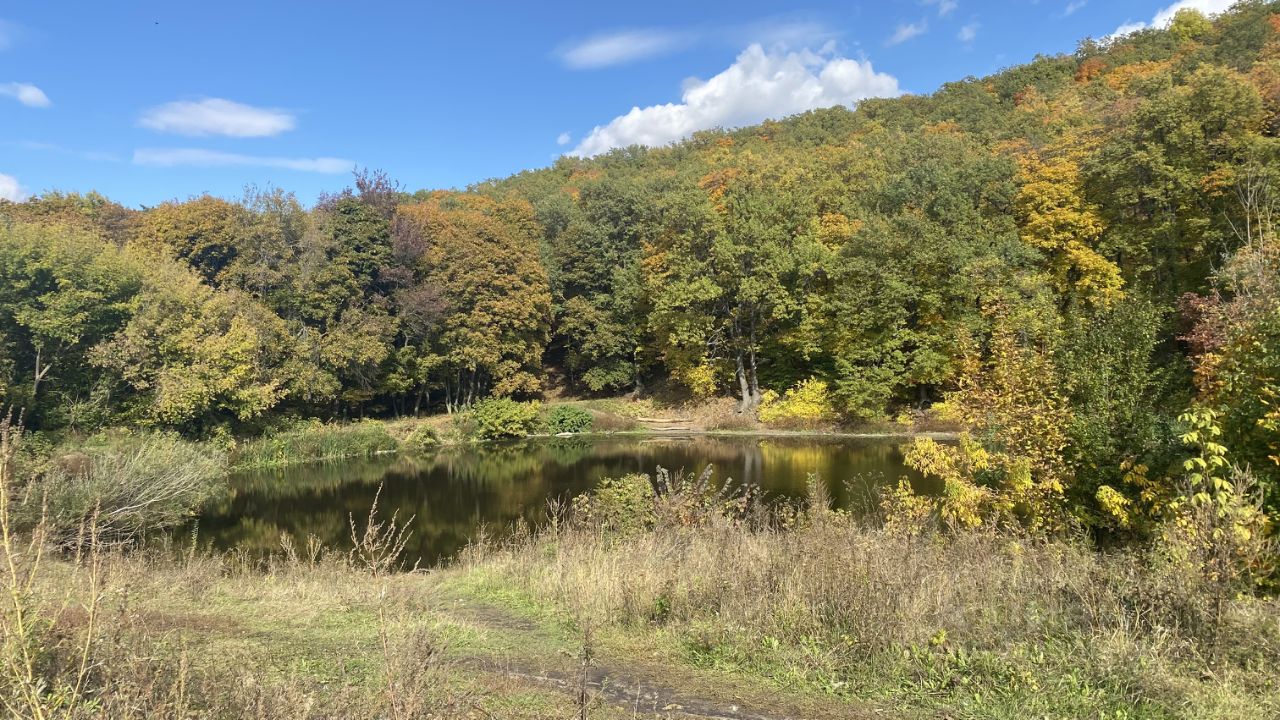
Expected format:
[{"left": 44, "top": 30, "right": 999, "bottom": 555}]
[{"left": 440, "top": 597, "right": 881, "bottom": 720}]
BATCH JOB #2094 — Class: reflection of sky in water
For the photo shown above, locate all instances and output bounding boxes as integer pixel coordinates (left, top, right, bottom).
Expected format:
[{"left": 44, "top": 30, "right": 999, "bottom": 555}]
[{"left": 183, "top": 436, "right": 926, "bottom": 567}]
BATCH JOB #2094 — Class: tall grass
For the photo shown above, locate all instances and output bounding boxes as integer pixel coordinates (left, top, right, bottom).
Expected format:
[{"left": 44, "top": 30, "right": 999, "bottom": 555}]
[
  {"left": 0, "top": 420, "right": 491, "bottom": 718},
  {"left": 461, "top": 475, "right": 1280, "bottom": 719},
  {"left": 16, "top": 431, "right": 225, "bottom": 544},
  {"left": 232, "top": 420, "right": 399, "bottom": 470}
]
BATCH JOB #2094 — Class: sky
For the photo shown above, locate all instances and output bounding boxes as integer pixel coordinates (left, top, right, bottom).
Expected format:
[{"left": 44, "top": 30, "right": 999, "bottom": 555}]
[{"left": 0, "top": 0, "right": 1239, "bottom": 207}]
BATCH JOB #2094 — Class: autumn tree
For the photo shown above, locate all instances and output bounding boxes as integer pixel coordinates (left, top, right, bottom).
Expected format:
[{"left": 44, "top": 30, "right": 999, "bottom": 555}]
[{"left": 397, "top": 193, "right": 551, "bottom": 409}]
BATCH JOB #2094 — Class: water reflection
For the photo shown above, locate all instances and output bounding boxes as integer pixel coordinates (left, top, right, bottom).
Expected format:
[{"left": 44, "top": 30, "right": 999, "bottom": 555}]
[{"left": 188, "top": 435, "right": 923, "bottom": 566}]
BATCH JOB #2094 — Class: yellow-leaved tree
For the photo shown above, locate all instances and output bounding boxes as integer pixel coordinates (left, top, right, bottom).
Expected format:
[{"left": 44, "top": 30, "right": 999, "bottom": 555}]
[
  {"left": 1015, "top": 146, "right": 1124, "bottom": 308},
  {"left": 893, "top": 300, "right": 1075, "bottom": 532}
]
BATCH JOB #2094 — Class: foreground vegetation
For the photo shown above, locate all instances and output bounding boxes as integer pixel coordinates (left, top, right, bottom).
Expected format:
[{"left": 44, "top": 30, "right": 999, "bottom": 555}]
[{"left": 4, "top": 422, "right": 1277, "bottom": 718}]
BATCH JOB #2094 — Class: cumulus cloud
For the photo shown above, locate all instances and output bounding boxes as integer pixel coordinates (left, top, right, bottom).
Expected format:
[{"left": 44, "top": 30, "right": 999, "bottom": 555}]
[
  {"left": 887, "top": 21, "right": 927, "bottom": 46},
  {"left": 558, "top": 29, "right": 689, "bottom": 69},
  {"left": 958, "top": 23, "right": 979, "bottom": 43},
  {"left": 133, "top": 148, "right": 351, "bottom": 173},
  {"left": 1, "top": 82, "right": 50, "bottom": 108},
  {"left": 571, "top": 44, "right": 900, "bottom": 157},
  {"left": 139, "top": 98, "right": 296, "bottom": 137},
  {"left": 1110, "top": 0, "right": 1236, "bottom": 38},
  {"left": 0, "top": 173, "right": 26, "bottom": 202}
]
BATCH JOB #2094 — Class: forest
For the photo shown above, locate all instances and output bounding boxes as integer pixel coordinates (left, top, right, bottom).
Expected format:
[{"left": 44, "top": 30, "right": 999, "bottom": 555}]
[
  {"left": 3, "top": 2, "right": 1280, "bottom": 718},
  {"left": 5, "top": 2, "right": 1280, "bottom": 532}
]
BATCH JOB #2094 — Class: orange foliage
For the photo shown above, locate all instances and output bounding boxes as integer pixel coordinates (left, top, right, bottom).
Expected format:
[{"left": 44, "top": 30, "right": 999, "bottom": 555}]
[{"left": 1075, "top": 57, "right": 1106, "bottom": 83}]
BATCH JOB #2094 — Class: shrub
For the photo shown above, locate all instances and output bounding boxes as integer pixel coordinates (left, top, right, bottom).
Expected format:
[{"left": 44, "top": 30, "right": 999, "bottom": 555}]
[
  {"left": 18, "top": 431, "right": 226, "bottom": 543},
  {"left": 757, "top": 378, "right": 837, "bottom": 428},
  {"left": 233, "top": 420, "right": 398, "bottom": 469},
  {"left": 572, "top": 466, "right": 756, "bottom": 532},
  {"left": 404, "top": 424, "right": 439, "bottom": 452},
  {"left": 572, "top": 473, "right": 656, "bottom": 533},
  {"left": 546, "top": 405, "right": 593, "bottom": 434},
  {"left": 469, "top": 398, "right": 541, "bottom": 440}
]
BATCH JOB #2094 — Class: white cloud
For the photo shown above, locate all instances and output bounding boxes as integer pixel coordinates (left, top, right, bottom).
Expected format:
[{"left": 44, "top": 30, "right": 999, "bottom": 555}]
[
  {"left": 16, "top": 140, "right": 119, "bottom": 162},
  {"left": 558, "top": 29, "right": 689, "bottom": 69},
  {"left": 1110, "top": 0, "right": 1236, "bottom": 38},
  {"left": 133, "top": 148, "right": 351, "bottom": 173},
  {"left": 734, "top": 19, "right": 838, "bottom": 49},
  {"left": 0, "top": 20, "right": 22, "bottom": 51},
  {"left": 887, "top": 21, "right": 928, "bottom": 46},
  {"left": 0, "top": 173, "right": 26, "bottom": 202},
  {"left": 571, "top": 44, "right": 900, "bottom": 157},
  {"left": 958, "top": 23, "right": 979, "bottom": 43},
  {"left": 1, "top": 82, "right": 50, "bottom": 108},
  {"left": 138, "top": 98, "right": 296, "bottom": 137},
  {"left": 556, "top": 132, "right": 571, "bottom": 146},
  {"left": 924, "top": 0, "right": 958, "bottom": 17},
  {"left": 1063, "top": 1, "right": 1088, "bottom": 17}
]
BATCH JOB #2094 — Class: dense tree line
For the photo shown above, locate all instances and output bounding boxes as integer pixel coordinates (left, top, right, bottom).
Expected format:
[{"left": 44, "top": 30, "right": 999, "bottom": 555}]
[{"left": 3, "top": 2, "right": 1280, "bottom": 523}]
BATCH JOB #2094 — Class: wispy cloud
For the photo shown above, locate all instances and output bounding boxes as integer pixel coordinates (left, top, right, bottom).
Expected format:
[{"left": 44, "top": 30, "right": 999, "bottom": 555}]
[
  {"left": 16, "top": 140, "right": 119, "bottom": 162},
  {"left": 572, "top": 44, "right": 900, "bottom": 157},
  {"left": 558, "top": 17, "right": 840, "bottom": 70},
  {"left": 0, "top": 20, "right": 23, "bottom": 51},
  {"left": 556, "top": 132, "right": 571, "bottom": 146},
  {"left": 1, "top": 82, "right": 50, "bottom": 108},
  {"left": 887, "top": 21, "right": 928, "bottom": 46},
  {"left": 923, "top": 0, "right": 958, "bottom": 17},
  {"left": 0, "top": 173, "right": 26, "bottom": 202},
  {"left": 958, "top": 22, "right": 979, "bottom": 43},
  {"left": 133, "top": 148, "right": 352, "bottom": 173},
  {"left": 557, "top": 29, "right": 691, "bottom": 69},
  {"left": 139, "top": 98, "right": 296, "bottom": 137},
  {"left": 1109, "top": 0, "right": 1235, "bottom": 39},
  {"left": 1062, "top": 1, "right": 1087, "bottom": 18},
  {"left": 732, "top": 18, "right": 839, "bottom": 48}
]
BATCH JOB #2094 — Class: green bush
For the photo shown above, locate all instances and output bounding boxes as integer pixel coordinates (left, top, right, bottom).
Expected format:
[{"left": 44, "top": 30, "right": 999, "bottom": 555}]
[
  {"left": 547, "top": 405, "right": 593, "bottom": 434},
  {"left": 572, "top": 473, "right": 656, "bottom": 533},
  {"left": 469, "top": 398, "right": 541, "bottom": 439},
  {"left": 19, "top": 432, "right": 226, "bottom": 543},
  {"left": 233, "top": 420, "right": 398, "bottom": 469},
  {"left": 404, "top": 424, "right": 439, "bottom": 452}
]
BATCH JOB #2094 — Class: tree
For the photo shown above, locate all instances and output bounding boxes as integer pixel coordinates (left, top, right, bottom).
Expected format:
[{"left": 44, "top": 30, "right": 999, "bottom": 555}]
[
  {"left": 130, "top": 195, "right": 247, "bottom": 283},
  {"left": 647, "top": 151, "right": 821, "bottom": 410},
  {"left": 91, "top": 249, "right": 295, "bottom": 431},
  {"left": 396, "top": 193, "right": 552, "bottom": 409},
  {"left": 0, "top": 222, "right": 143, "bottom": 427}
]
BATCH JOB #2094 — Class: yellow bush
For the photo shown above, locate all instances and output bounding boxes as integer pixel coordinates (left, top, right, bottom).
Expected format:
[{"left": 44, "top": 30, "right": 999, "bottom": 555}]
[
  {"left": 683, "top": 360, "right": 720, "bottom": 400},
  {"left": 757, "top": 378, "right": 837, "bottom": 428}
]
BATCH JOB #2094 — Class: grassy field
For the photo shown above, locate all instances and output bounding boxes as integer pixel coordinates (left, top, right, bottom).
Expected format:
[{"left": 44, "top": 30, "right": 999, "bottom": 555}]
[{"left": 5, "top": 461, "right": 1278, "bottom": 719}]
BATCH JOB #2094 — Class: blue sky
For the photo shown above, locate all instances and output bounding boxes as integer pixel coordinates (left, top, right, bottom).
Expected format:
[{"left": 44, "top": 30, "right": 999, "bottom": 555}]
[{"left": 0, "top": 0, "right": 1237, "bottom": 207}]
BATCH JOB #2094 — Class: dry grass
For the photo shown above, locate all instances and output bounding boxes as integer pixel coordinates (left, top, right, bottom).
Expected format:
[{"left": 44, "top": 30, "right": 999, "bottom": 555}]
[
  {"left": 5, "top": 409, "right": 1279, "bottom": 718},
  {"left": 459, "top": 481, "right": 1280, "bottom": 719}
]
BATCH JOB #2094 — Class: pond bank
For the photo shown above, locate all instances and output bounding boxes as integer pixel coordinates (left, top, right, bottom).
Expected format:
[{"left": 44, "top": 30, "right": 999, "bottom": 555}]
[{"left": 227, "top": 408, "right": 957, "bottom": 472}]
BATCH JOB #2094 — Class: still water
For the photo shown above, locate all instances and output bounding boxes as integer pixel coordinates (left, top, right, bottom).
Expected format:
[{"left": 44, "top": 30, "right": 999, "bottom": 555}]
[{"left": 189, "top": 435, "right": 922, "bottom": 566}]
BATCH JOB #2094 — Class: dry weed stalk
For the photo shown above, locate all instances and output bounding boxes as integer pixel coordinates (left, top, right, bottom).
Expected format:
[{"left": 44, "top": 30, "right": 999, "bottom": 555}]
[{"left": 348, "top": 483, "right": 417, "bottom": 577}]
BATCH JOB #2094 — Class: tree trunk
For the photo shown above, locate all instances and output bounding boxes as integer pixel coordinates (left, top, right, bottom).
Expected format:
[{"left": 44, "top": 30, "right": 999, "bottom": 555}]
[{"left": 736, "top": 354, "right": 752, "bottom": 413}]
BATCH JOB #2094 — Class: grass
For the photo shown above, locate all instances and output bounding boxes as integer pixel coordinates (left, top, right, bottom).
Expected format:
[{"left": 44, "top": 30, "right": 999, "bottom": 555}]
[
  {"left": 5, "top": 412, "right": 1278, "bottom": 718},
  {"left": 231, "top": 420, "right": 400, "bottom": 470},
  {"left": 456, "top": 477, "right": 1280, "bottom": 719},
  {"left": 13, "top": 430, "right": 225, "bottom": 544}
]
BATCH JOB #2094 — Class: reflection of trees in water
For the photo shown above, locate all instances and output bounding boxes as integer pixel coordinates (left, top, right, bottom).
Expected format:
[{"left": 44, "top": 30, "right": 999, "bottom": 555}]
[{"left": 184, "top": 436, "right": 920, "bottom": 565}]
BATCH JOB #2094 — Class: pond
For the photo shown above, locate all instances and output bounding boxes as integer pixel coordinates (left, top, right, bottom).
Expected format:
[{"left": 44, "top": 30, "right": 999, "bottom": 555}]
[{"left": 188, "top": 434, "right": 929, "bottom": 566}]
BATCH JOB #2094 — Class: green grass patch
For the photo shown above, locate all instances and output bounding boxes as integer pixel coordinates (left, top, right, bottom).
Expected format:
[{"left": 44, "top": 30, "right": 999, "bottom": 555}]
[{"left": 232, "top": 420, "right": 399, "bottom": 469}]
